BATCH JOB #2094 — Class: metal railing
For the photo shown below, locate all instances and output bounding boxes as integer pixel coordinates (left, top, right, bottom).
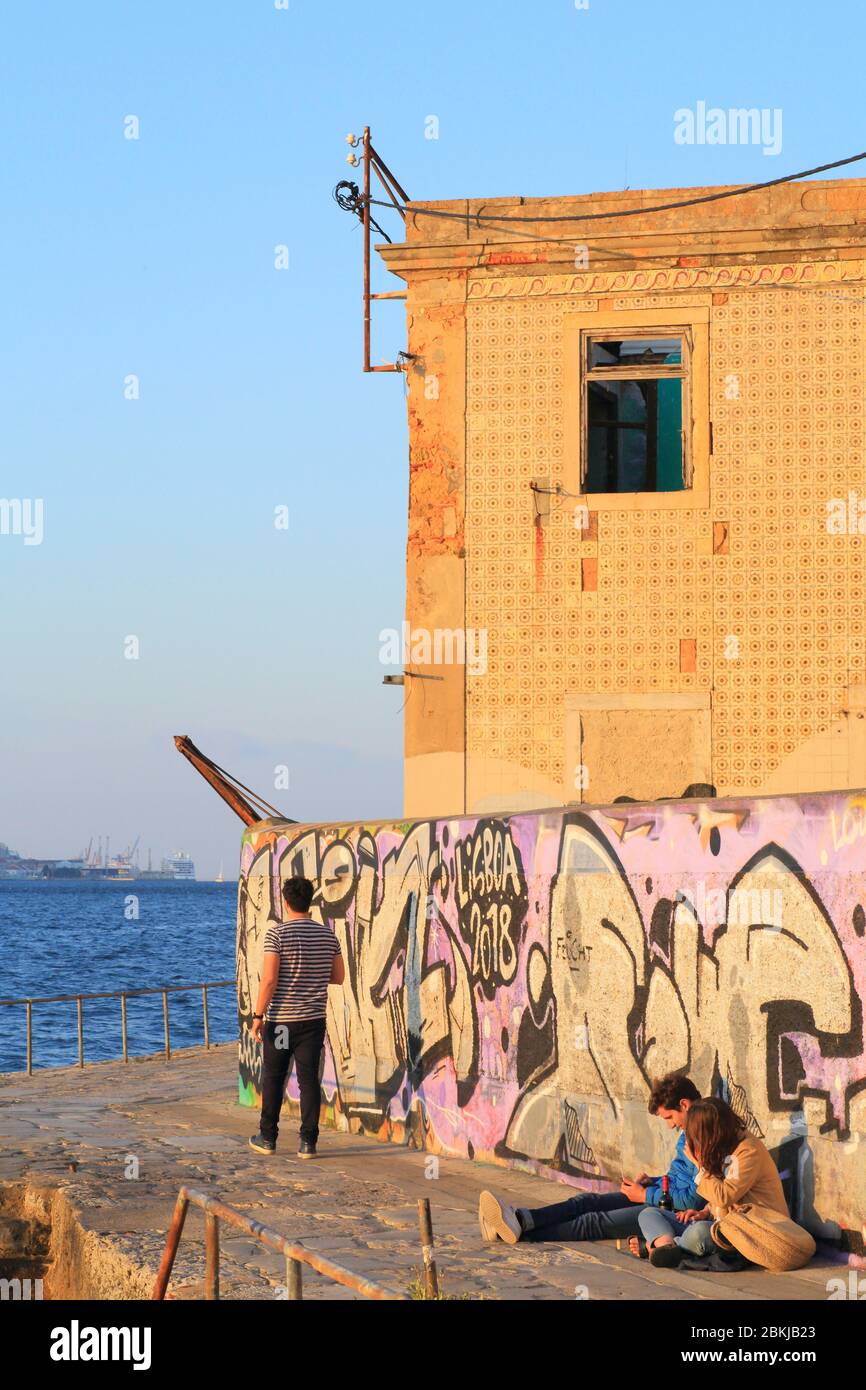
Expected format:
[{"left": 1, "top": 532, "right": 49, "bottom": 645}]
[
  {"left": 152, "top": 1186, "right": 409, "bottom": 1301},
  {"left": 0, "top": 980, "right": 234, "bottom": 1074}
]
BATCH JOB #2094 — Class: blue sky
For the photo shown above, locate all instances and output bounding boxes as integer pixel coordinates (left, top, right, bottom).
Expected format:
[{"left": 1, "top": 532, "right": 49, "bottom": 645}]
[{"left": 1, "top": 0, "right": 862, "bottom": 876}]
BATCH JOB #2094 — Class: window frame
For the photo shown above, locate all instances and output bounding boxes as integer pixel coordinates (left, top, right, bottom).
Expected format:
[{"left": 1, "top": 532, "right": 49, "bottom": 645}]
[{"left": 563, "top": 306, "right": 710, "bottom": 511}]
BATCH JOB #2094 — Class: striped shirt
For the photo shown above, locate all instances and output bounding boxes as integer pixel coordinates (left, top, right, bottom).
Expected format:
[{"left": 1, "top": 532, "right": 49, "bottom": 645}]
[{"left": 263, "top": 917, "right": 341, "bottom": 1022}]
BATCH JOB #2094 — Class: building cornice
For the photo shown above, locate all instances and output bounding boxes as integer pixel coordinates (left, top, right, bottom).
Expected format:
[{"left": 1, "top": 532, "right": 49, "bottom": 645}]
[{"left": 377, "top": 178, "right": 866, "bottom": 285}]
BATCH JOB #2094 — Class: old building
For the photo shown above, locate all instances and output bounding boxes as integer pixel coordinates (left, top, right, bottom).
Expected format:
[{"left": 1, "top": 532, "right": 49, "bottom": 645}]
[{"left": 378, "top": 178, "right": 866, "bottom": 817}]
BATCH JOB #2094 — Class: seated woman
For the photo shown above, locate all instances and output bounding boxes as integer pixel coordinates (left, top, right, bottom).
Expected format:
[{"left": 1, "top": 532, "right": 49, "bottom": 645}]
[{"left": 630, "top": 1096, "right": 790, "bottom": 1269}]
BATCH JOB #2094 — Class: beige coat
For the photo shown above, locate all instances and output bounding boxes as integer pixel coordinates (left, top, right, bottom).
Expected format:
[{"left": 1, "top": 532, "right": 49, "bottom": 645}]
[{"left": 696, "top": 1134, "right": 789, "bottom": 1219}]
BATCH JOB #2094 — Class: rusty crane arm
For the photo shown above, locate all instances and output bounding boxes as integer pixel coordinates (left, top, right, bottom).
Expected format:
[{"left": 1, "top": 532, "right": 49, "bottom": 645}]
[{"left": 174, "top": 735, "right": 294, "bottom": 827}]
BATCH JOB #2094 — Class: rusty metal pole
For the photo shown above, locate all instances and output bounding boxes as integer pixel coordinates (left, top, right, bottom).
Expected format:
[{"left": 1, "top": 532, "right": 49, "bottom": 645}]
[
  {"left": 77, "top": 997, "right": 84, "bottom": 1067},
  {"left": 163, "top": 989, "right": 170, "bottom": 1059},
  {"left": 286, "top": 1255, "right": 303, "bottom": 1301},
  {"left": 121, "top": 993, "right": 128, "bottom": 1062},
  {"left": 26, "top": 1000, "right": 32, "bottom": 1075},
  {"left": 202, "top": 985, "right": 210, "bottom": 1049},
  {"left": 151, "top": 1192, "right": 190, "bottom": 1299},
  {"left": 418, "top": 1198, "right": 439, "bottom": 1299},
  {"left": 205, "top": 1213, "right": 220, "bottom": 1300},
  {"left": 363, "top": 125, "right": 371, "bottom": 372}
]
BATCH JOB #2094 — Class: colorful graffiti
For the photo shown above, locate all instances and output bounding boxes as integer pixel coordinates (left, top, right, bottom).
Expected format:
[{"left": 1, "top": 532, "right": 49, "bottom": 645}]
[{"left": 236, "top": 792, "right": 866, "bottom": 1252}]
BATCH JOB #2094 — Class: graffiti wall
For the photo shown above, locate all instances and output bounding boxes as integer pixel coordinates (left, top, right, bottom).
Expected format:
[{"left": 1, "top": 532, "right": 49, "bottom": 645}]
[{"left": 236, "top": 791, "right": 866, "bottom": 1254}]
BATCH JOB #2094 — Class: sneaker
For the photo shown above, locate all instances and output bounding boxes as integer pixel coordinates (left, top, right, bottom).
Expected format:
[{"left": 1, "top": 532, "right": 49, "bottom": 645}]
[
  {"left": 249, "top": 1133, "right": 276, "bottom": 1154},
  {"left": 478, "top": 1190, "right": 522, "bottom": 1245},
  {"left": 298, "top": 1139, "right": 317, "bottom": 1159},
  {"left": 479, "top": 1204, "right": 498, "bottom": 1243}
]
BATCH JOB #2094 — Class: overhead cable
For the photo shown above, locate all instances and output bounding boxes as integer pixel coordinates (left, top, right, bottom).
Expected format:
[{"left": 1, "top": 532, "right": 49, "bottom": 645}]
[{"left": 368, "top": 148, "right": 866, "bottom": 233}]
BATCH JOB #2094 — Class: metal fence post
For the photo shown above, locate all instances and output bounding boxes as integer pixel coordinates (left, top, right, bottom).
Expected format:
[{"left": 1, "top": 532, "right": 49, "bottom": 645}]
[
  {"left": 205, "top": 1213, "right": 220, "bottom": 1300},
  {"left": 26, "top": 999, "right": 32, "bottom": 1075},
  {"left": 121, "top": 993, "right": 128, "bottom": 1062},
  {"left": 202, "top": 985, "right": 210, "bottom": 1049},
  {"left": 151, "top": 1191, "right": 190, "bottom": 1300},
  {"left": 418, "top": 1198, "right": 439, "bottom": 1299},
  {"left": 77, "top": 997, "right": 84, "bottom": 1068},
  {"left": 163, "top": 990, "right": 170, "bottom": 1059},
  {"left": 286, "top": 1255, "right": 303, "bottom": 1300}
]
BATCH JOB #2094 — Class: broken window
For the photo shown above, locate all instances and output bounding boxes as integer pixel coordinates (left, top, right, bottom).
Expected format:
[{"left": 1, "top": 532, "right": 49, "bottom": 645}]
[{"left": 582, "top": 332, "right": 691, "bottom": 493}]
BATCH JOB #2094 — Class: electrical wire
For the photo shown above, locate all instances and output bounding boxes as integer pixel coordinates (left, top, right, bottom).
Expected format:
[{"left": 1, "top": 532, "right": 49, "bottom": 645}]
[
  {"left": 334, "top": 179, "right": 391, "bottom": 242},
  {"left": 368, "top": 148, "right": 866, "bottom": 231}
]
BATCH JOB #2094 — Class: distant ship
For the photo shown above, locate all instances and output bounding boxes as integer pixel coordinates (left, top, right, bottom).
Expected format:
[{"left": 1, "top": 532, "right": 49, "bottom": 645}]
[
  {"left": 164, "top": 850, "right": 196, "bottom": 880},
  {"left": 138, "top": 850, "right": 196, "bottom": 883}
]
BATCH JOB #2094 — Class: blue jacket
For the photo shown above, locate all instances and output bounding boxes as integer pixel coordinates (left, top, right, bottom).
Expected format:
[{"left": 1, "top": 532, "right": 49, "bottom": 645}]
[{"left": 642, "top": 1130, "right": 707, "bottom": 1210}]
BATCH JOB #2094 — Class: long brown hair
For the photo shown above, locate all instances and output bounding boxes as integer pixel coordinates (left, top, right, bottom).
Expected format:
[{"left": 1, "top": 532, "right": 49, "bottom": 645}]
[{"left": 685, "top": 1098, "right": 746, "bottom": 1177}]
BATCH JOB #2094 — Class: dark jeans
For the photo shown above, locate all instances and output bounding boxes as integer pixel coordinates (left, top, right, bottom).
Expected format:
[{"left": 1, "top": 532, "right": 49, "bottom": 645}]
[
  {"left": 260, "top": 1017, "right": 326, "bottom": 1146},
  {"left": 519, "top": 1190, "right": 644, "bottom": 1242}
]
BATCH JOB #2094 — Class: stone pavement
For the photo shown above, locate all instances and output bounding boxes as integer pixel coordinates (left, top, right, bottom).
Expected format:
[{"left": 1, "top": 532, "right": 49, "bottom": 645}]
[{"left": 0, "top": 1045, "right": 839, "bottom": 1301}]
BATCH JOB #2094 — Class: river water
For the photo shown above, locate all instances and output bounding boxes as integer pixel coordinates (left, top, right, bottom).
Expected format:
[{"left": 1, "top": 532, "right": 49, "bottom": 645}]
[{"left": 0, "top": 880, "right": 238, "bottom": 1072}]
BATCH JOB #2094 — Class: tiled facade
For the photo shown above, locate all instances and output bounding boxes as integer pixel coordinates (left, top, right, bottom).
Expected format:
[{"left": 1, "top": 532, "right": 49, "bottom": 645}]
[{"left": 380, "top": 185, "right": 866, "bottom": 816}]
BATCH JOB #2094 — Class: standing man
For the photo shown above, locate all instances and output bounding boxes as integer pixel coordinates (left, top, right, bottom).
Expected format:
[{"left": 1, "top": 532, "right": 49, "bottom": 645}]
[
  {"left": 479, "top": 1071, "right": 706, "bottom": 1244},
  {"left": 249, "top": 876, "right": 344, "bottom": 1158}
]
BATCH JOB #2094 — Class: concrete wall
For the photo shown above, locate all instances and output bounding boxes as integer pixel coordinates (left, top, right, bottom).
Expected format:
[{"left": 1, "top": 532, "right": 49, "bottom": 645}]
[{"left": 236, "top": 789, "right": 866, "bottom": 1256}]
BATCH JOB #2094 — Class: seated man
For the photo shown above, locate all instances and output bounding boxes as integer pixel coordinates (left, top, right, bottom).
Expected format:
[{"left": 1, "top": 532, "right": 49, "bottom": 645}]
[
  {"left": 633, "top": 1096, "right": 788, "bottom": 1268},
  {"left": 479, "top": 1071, "right": 707, "bottom": 1245}
]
